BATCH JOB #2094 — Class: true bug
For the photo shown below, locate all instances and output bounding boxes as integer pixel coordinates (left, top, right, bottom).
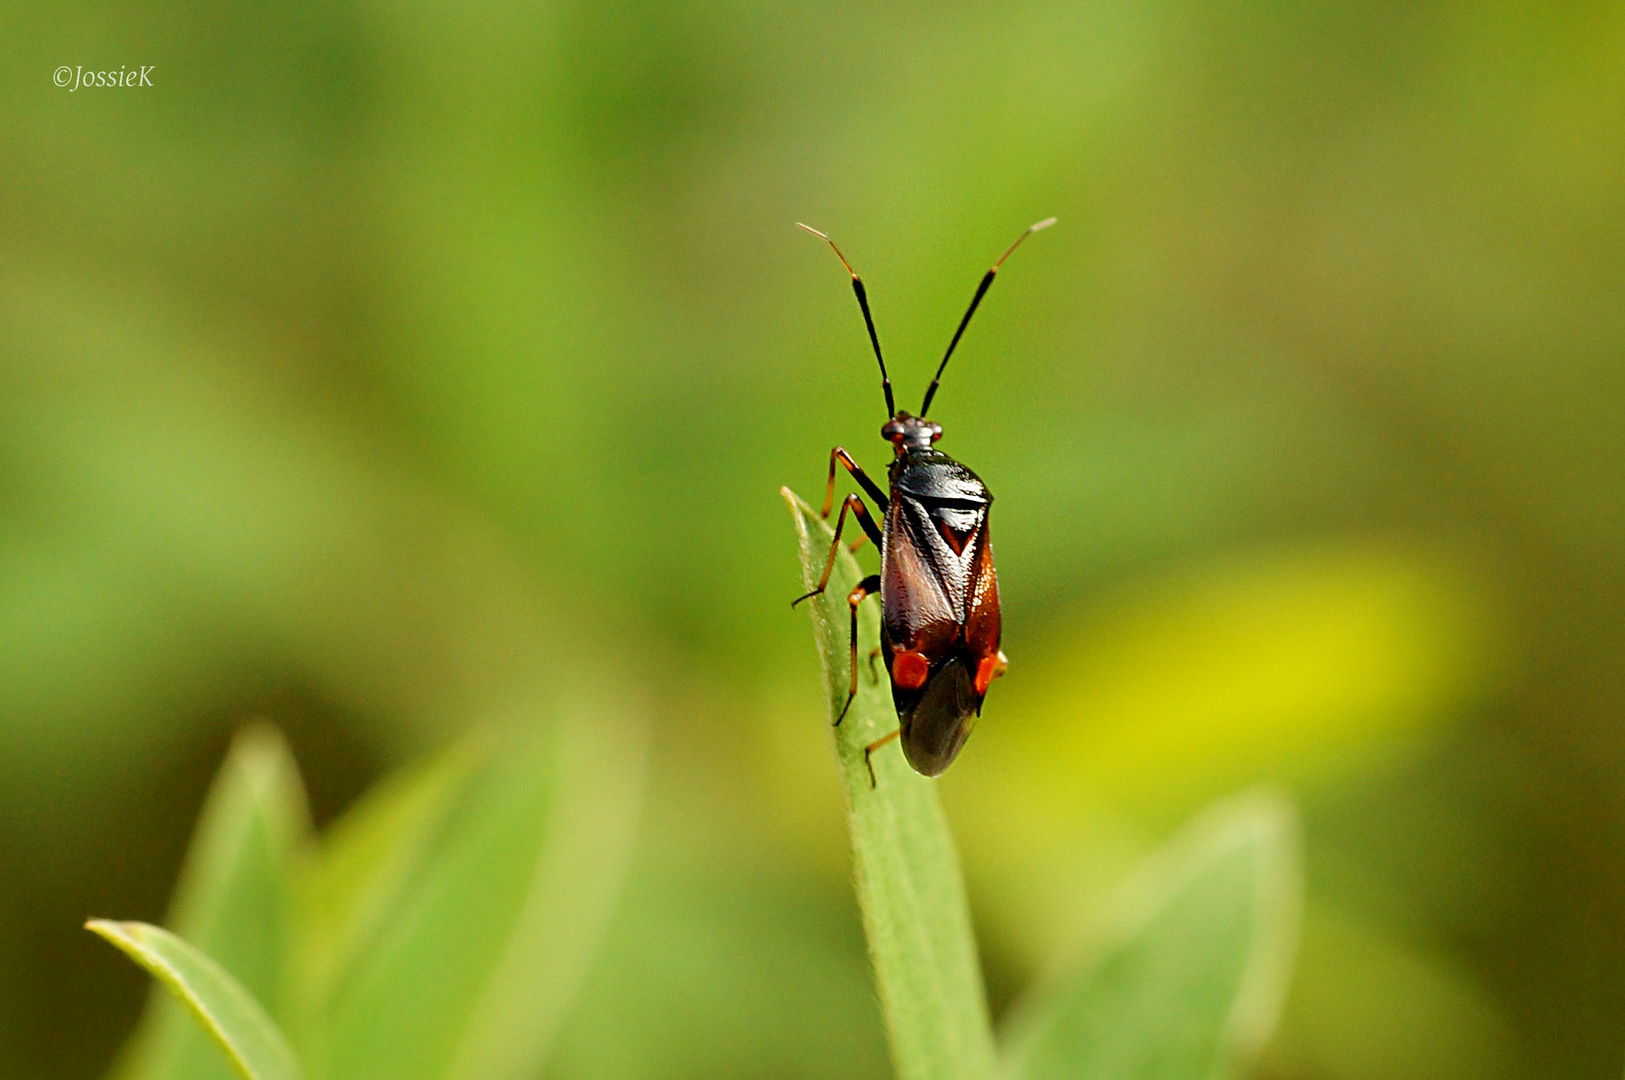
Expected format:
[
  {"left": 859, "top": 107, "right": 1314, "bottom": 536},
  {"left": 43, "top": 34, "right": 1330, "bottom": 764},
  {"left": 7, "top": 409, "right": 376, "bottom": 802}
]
[{"left": 793, "top": 217, "right": 1055, "bottom": 781}]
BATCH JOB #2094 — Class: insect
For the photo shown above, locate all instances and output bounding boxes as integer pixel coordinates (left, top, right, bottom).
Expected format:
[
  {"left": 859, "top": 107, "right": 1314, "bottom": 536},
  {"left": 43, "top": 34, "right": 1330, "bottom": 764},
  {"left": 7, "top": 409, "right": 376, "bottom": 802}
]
[{"left": 793, "top": 217, "right": 1055, "bottom": 782}]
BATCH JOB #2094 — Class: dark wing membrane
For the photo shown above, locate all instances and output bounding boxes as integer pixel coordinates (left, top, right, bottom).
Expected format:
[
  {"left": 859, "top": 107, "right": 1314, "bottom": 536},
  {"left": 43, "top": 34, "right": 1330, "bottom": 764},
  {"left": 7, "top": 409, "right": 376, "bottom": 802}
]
[{"left": 899, "top": 656, "right": 979, "bottom": 776}]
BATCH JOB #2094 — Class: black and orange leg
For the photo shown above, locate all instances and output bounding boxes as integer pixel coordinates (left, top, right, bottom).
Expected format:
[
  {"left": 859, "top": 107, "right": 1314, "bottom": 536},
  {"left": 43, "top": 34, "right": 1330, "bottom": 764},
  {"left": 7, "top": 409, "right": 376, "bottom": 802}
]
[
  {"left": 821, "top": 447, "right": 889, "bottom": 519},
  {"left": 791, "top": 495, "right": 883, "bottom": 609},
  {"left": 829, "top": 574, "right": 882, "bottom": 726},
  {"left": 863, "top": 728, "right": 901, "bottom": 787}
]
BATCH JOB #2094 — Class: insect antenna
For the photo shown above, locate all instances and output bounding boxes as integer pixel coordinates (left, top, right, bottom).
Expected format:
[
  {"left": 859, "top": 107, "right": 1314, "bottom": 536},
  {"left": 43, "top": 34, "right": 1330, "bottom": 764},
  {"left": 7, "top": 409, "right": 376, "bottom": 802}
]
[
  {"left": 919, "top": 216, "right": 1056, "bottom": 417},
  {"left": 798, "top": 223, "right": 896, "bottom": 419}
]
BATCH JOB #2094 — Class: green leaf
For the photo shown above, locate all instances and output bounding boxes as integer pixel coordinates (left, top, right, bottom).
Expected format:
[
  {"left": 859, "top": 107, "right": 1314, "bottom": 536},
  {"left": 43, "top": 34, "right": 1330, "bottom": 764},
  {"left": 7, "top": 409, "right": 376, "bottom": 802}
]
[
  {"left": 109, "top": 724, "right": 311, "bottom": 1080},
  {"left": 312, "top": 703, "right": 648, "bottom": 1080},
  {"left": 785, "top": 488, "right": 998, "bottom": 1080},
  {"left": 86, "top": 921, "right": 303, "bottom": 1080},
  {"left": 1001, "top": 790, "right": 1302, "bottom": 1080},
  {"left": 296, "top": 733, "right": 485, "bottom": 1016}
]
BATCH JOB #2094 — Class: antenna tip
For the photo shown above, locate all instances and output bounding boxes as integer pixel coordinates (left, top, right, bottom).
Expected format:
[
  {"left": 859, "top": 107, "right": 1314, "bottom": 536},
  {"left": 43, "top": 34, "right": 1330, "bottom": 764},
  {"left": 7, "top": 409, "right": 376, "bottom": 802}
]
[
  {"left": 1030, "top": 216, "right": 1058, "bottom": 232},
  {"left": 796, "top": 222, "right": 830, "bottom": 240}
]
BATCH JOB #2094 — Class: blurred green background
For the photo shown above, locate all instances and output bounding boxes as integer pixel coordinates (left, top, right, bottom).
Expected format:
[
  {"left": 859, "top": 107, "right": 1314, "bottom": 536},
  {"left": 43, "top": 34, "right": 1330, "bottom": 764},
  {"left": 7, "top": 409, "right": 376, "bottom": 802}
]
[{"left": 3, "top": 0, "right": 1624, "bottom": 1077}]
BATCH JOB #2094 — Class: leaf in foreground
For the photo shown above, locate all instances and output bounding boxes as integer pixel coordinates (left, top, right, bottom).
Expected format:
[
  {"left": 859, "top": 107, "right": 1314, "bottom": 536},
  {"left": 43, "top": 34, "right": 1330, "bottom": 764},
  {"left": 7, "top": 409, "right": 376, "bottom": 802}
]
[
  {"left": 86, "top": 920, "right": 302, "bottom": 1080},
  {"left": 313, "top": 704, "right": 648, "bottom": 1080},
  {"left": 1001, "top": 790, "right": 1302, "bottom": 1080},
  {"left": 110, "top": 724, "right": 310, "bottom": 1080},
  {"left": 297, "top": 733, "right": 485, "bottom": 1016},
  {"left": 786, "top": 487, "right": 997, "bottom": 1080}
]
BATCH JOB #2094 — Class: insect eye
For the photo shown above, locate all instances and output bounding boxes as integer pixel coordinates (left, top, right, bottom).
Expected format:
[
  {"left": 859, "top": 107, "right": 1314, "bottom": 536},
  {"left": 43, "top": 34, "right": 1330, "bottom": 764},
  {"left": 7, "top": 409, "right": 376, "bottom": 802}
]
[
  {"left": 928, "top": 423, "right": 943, "bottom": 442},
  {"left": 881, "top": 419, "right": 906, "bottom": 442}
]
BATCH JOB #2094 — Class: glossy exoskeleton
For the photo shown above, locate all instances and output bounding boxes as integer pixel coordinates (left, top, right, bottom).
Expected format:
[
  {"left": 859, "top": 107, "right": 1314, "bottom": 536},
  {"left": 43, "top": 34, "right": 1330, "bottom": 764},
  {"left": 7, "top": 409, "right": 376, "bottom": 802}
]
[{"left": 793, "top": 218, "right": 1054, "bottom": 781}]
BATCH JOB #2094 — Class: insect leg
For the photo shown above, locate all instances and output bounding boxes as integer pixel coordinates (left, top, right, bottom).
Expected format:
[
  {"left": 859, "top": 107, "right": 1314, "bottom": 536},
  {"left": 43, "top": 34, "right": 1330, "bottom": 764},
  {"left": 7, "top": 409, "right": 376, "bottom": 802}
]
[
  {"left": 863, "top": 728, "right": 902, "bottom": 788},
  {"left": 821, "top": 447, "right": 889, "bottom": 518},
  {"left": 791, "top": 494, "right": 884, "bottom": 608},
  {"left": 834, "top": 574, "right": 882, "bottom": 727}
]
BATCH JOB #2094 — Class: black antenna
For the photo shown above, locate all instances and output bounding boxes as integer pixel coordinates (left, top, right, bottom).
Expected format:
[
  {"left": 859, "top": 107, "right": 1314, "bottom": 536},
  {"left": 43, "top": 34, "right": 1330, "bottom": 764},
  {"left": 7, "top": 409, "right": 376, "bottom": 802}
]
[
  {"left": 798, "top": 223, "right": 896, "bottom": 419},
  {"left": 920, "top": 217, "right": 1056, "bottom": 417}
]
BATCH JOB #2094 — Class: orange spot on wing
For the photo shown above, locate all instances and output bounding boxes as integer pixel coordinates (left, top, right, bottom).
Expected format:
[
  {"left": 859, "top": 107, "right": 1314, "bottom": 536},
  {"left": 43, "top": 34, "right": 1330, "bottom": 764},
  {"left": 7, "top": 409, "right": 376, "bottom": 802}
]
[
  {"left": 974, "top": 651, "right": 1009, "bottom": 695},
  {"left": 892, "top": 650, "right": 930, "bottom": 689}
]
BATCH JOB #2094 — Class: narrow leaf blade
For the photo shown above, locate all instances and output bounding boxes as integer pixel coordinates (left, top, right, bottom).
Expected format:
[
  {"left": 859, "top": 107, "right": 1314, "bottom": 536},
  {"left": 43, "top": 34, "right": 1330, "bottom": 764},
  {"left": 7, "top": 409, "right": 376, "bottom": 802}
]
[
  {"left": 298, "top": 733, "right": 486, "bottom": 1013},
  {"left": 444, "top": 704, "right": 649, "bottom": 1080},
  {"left": 1002, "top": 791, "right": 1302, "bottom": 1080},
  {"left": 316, "top": 704, "right": 647, "bottom": 1080},
  {"left": 110, "top": 724, "right": 310, "bottom": 1080},
  {"left": 86, "top": 921, "right": 303, "bottom": 1080},
  {"left": 786, "top": 488, "right": 998, "bottom": 1080}
]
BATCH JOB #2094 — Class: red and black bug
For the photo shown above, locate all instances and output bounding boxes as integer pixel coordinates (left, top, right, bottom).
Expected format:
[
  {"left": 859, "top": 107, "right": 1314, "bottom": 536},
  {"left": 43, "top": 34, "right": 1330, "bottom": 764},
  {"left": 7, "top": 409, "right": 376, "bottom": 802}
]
[{"left": 793, "top": 218, "right": 1054, "bottom": 781}]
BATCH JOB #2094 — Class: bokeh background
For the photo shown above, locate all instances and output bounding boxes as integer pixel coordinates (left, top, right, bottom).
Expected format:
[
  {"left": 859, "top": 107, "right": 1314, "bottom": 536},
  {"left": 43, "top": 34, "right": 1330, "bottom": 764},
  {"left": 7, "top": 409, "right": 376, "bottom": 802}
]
[{"left": 4, "top": 1, "right": 1625, "bottom": 1077}]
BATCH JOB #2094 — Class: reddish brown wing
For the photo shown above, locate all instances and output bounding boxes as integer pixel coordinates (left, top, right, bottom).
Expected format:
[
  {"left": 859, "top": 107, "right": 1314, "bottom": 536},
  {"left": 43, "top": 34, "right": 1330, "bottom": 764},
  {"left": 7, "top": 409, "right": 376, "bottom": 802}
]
[
  {"left": 882, "top": 487, "right": 1003, "bottom": 776},
  {"left": 963, "top": 518, "right": 1000, "bottom": 666},
  {"left": 881, "top": 495, "right": 973, "bottom": 658}
]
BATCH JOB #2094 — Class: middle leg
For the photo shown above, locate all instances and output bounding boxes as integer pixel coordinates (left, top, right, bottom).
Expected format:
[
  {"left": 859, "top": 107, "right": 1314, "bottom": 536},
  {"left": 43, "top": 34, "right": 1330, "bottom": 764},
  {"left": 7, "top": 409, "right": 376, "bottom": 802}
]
[{"left": 832, "top": 574, "right": 882, "bottom": 727}]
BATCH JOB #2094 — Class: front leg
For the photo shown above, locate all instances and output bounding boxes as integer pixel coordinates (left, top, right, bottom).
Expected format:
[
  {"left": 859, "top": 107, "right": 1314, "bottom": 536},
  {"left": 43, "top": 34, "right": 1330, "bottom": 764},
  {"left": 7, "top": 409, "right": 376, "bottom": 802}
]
[{"left": 821, "top": 447, "right": 889, "bottom": 518}]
